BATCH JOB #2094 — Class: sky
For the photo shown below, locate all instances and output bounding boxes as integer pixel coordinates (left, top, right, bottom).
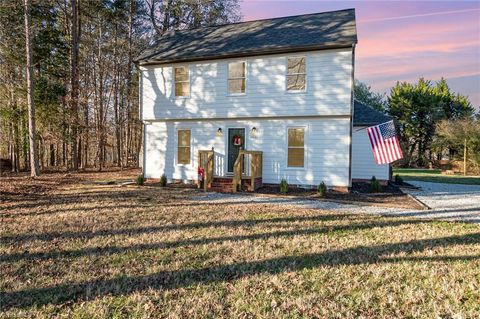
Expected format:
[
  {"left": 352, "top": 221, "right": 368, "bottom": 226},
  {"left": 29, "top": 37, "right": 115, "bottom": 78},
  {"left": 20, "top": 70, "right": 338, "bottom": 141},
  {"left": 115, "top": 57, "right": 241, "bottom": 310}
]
[{"left": 241, "top": 0, "right": 480, "bottom": 109}]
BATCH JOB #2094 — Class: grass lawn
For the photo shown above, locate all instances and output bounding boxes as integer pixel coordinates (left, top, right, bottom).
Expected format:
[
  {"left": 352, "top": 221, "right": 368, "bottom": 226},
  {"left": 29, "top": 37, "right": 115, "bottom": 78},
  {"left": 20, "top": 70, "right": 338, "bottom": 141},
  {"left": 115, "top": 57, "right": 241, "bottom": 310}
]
[
  {"left": 1, "top": 170, "right": 479, "bottom": 318},
  {"left": 393, "top": 168, "right": 480, "bottom": 185}
]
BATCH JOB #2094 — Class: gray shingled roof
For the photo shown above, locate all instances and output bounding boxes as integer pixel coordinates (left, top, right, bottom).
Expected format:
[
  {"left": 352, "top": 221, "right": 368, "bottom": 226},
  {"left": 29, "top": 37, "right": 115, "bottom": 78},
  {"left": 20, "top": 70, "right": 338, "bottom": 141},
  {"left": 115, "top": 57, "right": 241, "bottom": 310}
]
[
  {"left": 353, "top": 100, "right": 392, "bottom": 126},
  {"left": 136, "top": 9, "right": 357, "bottom": 65}
]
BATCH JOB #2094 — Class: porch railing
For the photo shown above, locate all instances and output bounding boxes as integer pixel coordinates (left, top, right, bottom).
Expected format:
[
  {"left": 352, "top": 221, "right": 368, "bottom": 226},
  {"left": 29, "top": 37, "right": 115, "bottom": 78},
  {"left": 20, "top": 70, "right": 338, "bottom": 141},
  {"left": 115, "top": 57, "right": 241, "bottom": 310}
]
[
  {"left": 198, "top": 148, "right": 214, "bottom": 191},
  {"left": 232, "top": 149, "right": 263, "bottom": 192}
]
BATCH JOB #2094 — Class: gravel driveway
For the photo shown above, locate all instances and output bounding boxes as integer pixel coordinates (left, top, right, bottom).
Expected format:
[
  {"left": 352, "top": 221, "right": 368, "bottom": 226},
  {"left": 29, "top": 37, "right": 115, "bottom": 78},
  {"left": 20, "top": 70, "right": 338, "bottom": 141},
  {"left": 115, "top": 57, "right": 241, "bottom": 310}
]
[
  {"left": 196, "top": 182, "right": 480, "bottom": 224},
  {"left": 399, "top": 181, "right": 480, "bottom": 223}
]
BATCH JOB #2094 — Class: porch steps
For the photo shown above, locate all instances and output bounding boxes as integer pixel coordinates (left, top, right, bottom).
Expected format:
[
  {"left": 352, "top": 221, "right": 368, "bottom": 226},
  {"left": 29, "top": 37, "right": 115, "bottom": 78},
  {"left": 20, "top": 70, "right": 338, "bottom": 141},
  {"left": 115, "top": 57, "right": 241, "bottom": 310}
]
[{"left": 208, "top": 177, "right": 234, "bottom": 193}]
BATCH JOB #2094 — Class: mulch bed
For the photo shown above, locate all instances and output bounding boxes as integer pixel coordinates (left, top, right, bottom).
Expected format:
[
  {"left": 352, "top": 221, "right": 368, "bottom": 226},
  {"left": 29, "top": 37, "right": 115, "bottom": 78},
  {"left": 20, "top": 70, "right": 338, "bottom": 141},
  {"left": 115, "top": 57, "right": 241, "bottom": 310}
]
[{"left": 256, "top": 182, "right": 425, "bottom": 209}]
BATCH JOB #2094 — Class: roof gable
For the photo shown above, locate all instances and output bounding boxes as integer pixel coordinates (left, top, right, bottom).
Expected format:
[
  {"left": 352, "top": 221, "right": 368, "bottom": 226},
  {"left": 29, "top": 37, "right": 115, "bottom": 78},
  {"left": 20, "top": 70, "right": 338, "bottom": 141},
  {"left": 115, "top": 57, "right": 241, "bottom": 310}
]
[
  {"left": 137, "top": 9, "right": 357, "bottom": 65},
  {"left": 353, "top": 100, "right": 392, "bottom": 126}
]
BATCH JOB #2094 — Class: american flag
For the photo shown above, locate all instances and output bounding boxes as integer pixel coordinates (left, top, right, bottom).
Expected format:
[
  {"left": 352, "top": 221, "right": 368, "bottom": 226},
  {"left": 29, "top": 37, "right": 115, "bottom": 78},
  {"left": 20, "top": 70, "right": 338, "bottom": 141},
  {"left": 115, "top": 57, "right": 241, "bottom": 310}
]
[{"left": 366, "top": 120, "right": 403, "bottom": 165}]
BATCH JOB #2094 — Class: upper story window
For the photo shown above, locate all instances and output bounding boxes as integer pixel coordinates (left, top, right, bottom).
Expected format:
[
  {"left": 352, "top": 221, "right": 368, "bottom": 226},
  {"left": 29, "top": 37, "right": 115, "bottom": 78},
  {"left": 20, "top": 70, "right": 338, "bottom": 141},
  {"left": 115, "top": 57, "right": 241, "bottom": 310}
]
[
  {"left": 174, "top": 66, "right": 190, "bottom": 97},
  {"left": 286, "top": 57, "right": 306, "bottom": 92},
  {"left": 287, "top": 127, "right": 305, "bottom": 167},
  {"left": 177, "top": 129, "right": 191, "bottom": 164},
  {"left": 228, "top": 61, "right": 246, "bottom": 94}
]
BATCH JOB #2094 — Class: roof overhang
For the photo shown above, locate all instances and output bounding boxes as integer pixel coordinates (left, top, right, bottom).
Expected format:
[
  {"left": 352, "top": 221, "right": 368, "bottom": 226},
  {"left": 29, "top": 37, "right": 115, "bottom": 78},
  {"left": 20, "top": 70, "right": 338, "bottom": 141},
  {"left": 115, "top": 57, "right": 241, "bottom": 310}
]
[{"left": 136, "top": 43, "right": 356, "bottom": 66}]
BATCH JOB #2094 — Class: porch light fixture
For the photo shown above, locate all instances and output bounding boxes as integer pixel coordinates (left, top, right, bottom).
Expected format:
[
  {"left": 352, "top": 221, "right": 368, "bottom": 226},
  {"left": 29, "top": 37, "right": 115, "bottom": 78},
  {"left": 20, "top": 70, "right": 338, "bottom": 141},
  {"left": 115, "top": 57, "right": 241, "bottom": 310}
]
[
  {"left": 216, "top": 128, "right": 223, "bottom": 136},
  {"left": 251, "top": 127, "right": 257, "bottom": 137}
]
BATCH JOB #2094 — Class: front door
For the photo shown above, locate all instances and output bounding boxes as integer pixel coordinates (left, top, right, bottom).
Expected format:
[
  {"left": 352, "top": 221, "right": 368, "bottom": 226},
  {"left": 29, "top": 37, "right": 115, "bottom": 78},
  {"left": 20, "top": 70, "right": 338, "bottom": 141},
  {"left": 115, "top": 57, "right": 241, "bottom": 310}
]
[{"left": 227, "top": 128, "right": 245, "bottom": 173}]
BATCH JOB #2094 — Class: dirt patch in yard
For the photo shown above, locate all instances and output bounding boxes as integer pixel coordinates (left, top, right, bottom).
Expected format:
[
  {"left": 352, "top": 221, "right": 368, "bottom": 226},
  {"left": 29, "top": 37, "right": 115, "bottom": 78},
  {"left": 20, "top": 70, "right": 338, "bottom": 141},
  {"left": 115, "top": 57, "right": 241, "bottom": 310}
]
[
  {"left": 256, "top": 182, "right": 425, "bottom": 210},
  {"left": 0, "top": 168, "right": 140, "bottom": 201}
]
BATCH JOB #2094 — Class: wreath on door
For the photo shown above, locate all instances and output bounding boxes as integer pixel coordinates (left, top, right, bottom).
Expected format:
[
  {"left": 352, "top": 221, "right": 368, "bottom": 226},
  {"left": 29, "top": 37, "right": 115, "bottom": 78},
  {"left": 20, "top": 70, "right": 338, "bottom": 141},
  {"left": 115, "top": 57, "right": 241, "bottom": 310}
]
[{"left": 232, "top": 135, "right": 243, "bottom": 146}]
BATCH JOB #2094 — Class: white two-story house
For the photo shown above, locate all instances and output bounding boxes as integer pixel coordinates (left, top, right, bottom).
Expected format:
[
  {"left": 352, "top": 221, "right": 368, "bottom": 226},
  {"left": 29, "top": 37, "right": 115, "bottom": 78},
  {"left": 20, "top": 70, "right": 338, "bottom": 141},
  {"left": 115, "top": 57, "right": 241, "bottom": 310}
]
[{"left": 136, "top": 9, "right": 390, "bottom": 191}]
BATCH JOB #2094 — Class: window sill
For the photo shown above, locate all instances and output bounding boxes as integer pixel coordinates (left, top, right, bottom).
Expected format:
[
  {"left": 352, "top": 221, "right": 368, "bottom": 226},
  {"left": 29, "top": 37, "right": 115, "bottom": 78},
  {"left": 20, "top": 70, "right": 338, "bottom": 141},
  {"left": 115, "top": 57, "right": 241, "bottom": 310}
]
[
  {"left": 176, "top": 163, "right": 191, "bottom": 166},
  {"left": 286, "top": 90, "right": 307, "bottom": 94}
]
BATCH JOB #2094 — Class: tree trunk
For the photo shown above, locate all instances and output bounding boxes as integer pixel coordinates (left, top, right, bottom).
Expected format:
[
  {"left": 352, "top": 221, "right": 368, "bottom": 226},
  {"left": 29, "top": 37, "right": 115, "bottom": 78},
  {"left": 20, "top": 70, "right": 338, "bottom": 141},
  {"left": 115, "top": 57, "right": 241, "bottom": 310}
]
[
  {"left": 11, "top": 120, "right": 20, "bottom": 172},
  {"left": 126, "top": 0, "right": 134, "bottom": 167},
  {"left": 113, "top": 24, "right": 121, "bottom": 167},
  {"left": 23, "top": 0, "right": 39, "bottom": 177},
  {"left": 83, "top": 99, "right": 89, "bottom": 168},
  {"left": 50, "top": 143, "right": 55, "bottom": 167},
  {"left": 70, "top": 0, "right": 80, "bottom": 170}
]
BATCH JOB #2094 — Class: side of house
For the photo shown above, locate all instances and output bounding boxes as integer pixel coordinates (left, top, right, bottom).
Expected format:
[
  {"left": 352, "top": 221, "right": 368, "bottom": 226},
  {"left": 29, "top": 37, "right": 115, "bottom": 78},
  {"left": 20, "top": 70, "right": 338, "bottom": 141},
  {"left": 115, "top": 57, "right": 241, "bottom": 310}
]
[
  {"left": 352, "top": 126, "right": 390, "bottom": 182},
  {"left": 351, "top": 100, "right": 392, "bottom": 182}
]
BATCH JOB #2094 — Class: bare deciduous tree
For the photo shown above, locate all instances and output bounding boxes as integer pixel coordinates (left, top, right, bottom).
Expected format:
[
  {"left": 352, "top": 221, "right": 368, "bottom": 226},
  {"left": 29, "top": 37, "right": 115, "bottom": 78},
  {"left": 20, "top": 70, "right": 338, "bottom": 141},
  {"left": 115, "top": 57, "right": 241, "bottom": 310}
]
[{"left": 23, "top": 0, "right": 39, "bottom": 177}]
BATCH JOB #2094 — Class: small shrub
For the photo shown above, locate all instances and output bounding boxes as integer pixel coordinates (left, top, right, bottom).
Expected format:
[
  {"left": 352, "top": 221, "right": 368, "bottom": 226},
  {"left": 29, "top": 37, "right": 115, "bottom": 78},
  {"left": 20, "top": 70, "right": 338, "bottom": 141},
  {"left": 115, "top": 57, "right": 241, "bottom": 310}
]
[
  {"left": 394, "top": 174, "right": 403, "bottom": 185},
  {"left": 370, "top": 176, "right": 381, "bottom": 193},
  {"left": 318, "top": 181, "right": 327, "bottom": 197},
  {"left": 279, "top": 179, "right": 289, "bottom": 194},
  {"left": 160, "top": 174, "right": 167, "bottom": 187},
  {"left": 136, "top": 174, "right": 144, "bottom": 186}
]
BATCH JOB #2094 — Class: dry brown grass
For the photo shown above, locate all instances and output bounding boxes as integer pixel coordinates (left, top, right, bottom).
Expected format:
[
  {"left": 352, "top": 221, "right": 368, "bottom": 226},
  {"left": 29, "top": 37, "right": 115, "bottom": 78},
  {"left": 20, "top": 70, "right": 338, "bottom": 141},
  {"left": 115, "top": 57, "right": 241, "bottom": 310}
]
[{"left": 1, "top": 171, "right": 479, "bottom": 318}]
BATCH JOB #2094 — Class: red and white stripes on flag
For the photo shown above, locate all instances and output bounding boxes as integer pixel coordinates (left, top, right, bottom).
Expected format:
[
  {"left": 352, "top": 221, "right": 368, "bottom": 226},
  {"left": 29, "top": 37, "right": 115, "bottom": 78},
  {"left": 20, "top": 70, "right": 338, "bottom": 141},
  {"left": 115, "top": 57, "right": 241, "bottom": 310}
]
[{"left": 366, "top": 120, "right": 403, "bottom": 165}]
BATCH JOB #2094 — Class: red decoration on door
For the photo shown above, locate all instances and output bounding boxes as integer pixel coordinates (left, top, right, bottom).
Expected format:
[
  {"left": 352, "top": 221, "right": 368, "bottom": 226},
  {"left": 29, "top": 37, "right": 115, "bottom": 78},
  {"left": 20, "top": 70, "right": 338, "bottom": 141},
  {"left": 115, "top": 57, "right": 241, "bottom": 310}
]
[{"left": 233, "top": 135, "right": 242, "bottom": 146}]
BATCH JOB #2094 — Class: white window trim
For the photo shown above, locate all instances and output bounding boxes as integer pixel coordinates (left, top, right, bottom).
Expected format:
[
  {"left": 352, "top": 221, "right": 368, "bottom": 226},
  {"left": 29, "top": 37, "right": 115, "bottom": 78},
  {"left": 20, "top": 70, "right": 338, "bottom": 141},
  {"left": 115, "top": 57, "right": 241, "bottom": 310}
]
[
  {"left": 285, "top": 126, "right": 307, "bottom": 170},
  {"left": 173, "top": 65, "right": 191, "bottom": 98},
  {"left": 227, "top": 60, "right": 247, "bottom": 96},
  {"left": 176, "top": 128, "right": 192, "bottom": 166},
  {"left": 285, "top": 56, "right": 307, "bottom": 93}
]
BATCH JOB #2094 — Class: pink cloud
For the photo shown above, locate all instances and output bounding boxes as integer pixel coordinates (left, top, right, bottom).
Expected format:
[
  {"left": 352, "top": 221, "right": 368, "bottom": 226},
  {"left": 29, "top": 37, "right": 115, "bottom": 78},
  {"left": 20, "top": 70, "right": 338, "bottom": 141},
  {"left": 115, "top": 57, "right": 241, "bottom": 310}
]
[{"left": 357, "top": 17, "right": 480, "bottom": 57}]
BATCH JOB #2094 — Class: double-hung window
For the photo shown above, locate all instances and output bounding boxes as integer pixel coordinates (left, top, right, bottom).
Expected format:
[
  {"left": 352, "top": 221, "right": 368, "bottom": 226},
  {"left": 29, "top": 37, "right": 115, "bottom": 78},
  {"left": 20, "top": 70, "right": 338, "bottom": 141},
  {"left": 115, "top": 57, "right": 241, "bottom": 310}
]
[
  {"left": 177, "top": 129, "right": 191, "bottom": 164},
  {"left": 228, "top": 61, "right": 246, "bottom": 94},
  {"left": 174, "top": 66, "right": 190, "bottom": 97},
  {"left": 287, "top": 128, "right": 305, "bottom": 167},
  {"left": 286, "top": 57, "right": 306, "bottom": 92}
]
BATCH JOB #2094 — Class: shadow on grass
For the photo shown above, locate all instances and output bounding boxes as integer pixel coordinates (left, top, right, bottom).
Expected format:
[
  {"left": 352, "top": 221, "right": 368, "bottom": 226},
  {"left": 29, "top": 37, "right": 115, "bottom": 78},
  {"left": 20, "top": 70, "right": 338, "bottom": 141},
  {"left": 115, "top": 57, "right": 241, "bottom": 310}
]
[
  {"left": 1, "top": 219, "right": 428, "bottom": 263},
  {"left": 1, "top": 232, "right": 478, "bottom": 310},
  {"left": 0, "top": 190, "right": 152, "bottom": 212},
  {"left": 1, "top": 203, "right": 156, "bottom": 218},
  {"left": 1, "top": 213, "right": 352, "bottom": 244},
  {"left": 1, "top": 183, "right": 197, "bottom": 207},
  {"left": 381, "top": 207, "right": 480, "bottom": 223}
]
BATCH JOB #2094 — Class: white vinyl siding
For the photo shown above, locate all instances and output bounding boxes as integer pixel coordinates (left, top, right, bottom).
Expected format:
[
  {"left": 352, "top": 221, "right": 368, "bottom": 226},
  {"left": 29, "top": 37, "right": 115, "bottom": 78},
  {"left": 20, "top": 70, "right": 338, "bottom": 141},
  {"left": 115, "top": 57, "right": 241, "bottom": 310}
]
[
  {"left": 352, "top": 126, "right": 390, "bottom": 181},
  {"left": 140, "top": 48, "right": 352, "bottom": 120},
  {"left": 144, "top": 118, "right": 350, "bottom": 187}
]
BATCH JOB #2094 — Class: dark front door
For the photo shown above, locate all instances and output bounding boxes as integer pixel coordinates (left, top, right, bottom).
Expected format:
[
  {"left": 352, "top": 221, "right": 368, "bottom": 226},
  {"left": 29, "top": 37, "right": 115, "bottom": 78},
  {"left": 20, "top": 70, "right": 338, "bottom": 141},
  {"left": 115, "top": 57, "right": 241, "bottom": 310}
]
[{"left": 227, "top": 128, "right": 245, "bottom": 173}]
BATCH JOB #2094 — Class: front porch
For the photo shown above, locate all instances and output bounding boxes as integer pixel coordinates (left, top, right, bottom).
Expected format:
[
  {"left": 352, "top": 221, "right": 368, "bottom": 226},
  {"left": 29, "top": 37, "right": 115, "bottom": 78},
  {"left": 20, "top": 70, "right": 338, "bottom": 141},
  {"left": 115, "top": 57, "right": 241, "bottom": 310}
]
[{"left": 198, "top": 148, "right": 263, "bottom": 193}]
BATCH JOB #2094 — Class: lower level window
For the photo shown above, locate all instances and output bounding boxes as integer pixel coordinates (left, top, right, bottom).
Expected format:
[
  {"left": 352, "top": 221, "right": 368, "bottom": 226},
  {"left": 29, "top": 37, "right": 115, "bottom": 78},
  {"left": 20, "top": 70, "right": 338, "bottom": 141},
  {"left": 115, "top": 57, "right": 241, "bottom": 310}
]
[
  {"left": 287, "top": 128, "right": 304, "bottom": 167},
  {"left": 177, "top": 129, "right": 191, "bottom": 164}
]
